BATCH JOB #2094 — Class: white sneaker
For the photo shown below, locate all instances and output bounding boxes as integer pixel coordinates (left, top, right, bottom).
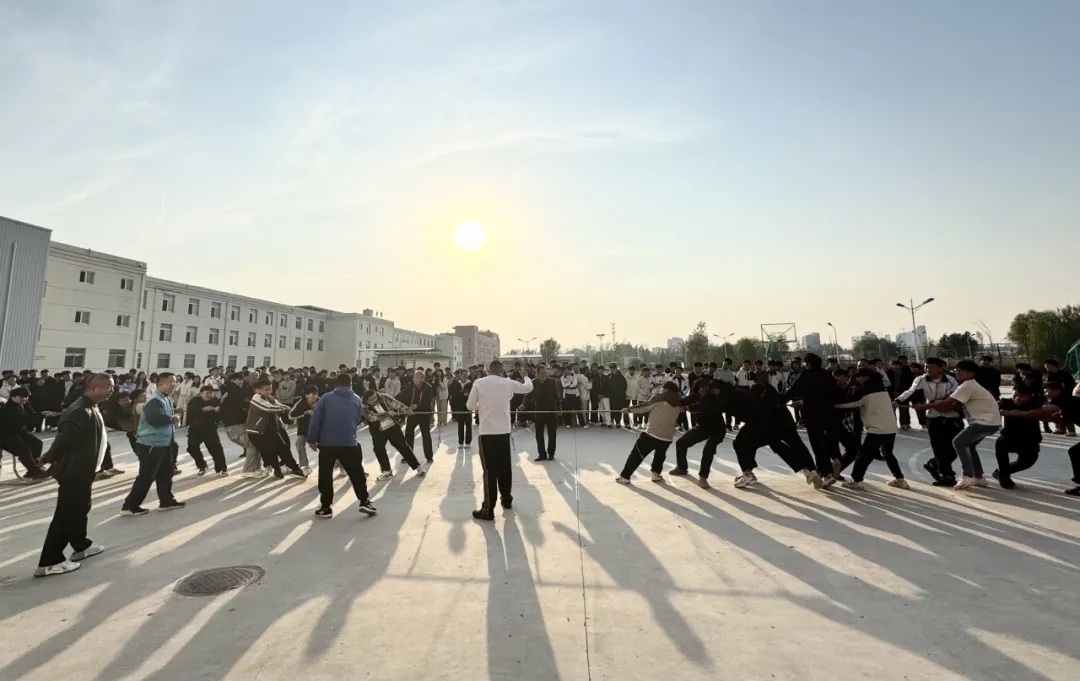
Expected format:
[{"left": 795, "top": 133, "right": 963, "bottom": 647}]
[
  {"left": 615, "top": 476, "right": 631, "bottom": 485},
  {"left": 954, "top": 476, "right": 976, "bottom": 491},
  {"left": 805, "top": 470, "right": 824, "bottom": 490},
  {"left": 821, "top": 474, "right": 837, "bottom": 489},
  {"left": 414, "top": 467, "right": 427, "bottom": 477},
  {"left": 888, "top": 478, "right": 910, "bottom": 490},
  {"left": 71, "top": 543, "right": 105, "bottom": 561},
  {"left": 376, "top": 470, "right": 393, "bottom": 481},
  {"left": 973, "top": 477, "right": 989, "bottom": 488},
  {"left": 34, "top": 560, "right": 81, "bottom": 578},
  {"left": 841, "top": 480, "right": 865, "bottom": 490},
  {"left": 650, "top": 472, "right": 664, "bottom": 483},
  {"left": 734, "top": 472, "right": 757, "bottom": 489}
]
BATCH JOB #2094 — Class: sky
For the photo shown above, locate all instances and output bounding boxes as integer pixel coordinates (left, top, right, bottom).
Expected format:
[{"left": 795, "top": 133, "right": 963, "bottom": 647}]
[{"left": 2, "top": 0, "right": 1077, "bottom": 352}]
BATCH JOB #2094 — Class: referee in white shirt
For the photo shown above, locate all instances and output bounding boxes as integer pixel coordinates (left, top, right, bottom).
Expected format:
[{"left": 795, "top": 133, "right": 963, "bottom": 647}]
[{"left": 466, "top": 360, "right": 533, "bottom": 520}]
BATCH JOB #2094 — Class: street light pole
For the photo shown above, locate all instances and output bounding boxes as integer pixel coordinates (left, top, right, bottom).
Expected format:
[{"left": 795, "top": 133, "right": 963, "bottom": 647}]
[
  {"left": 827, "top": 322, "right": 839, "bottom": 359},
  {"left": 895, "top": 297, "right": 935, "bottom": 362},
  {"left": 596, "top": 333, "right": 606, "bottom": 366},
  {"left": 712, "top": 333, "right": 733, "bottom": 362},
  {"left": 517, "top": 337, "right": 536, "bottom": 355}
]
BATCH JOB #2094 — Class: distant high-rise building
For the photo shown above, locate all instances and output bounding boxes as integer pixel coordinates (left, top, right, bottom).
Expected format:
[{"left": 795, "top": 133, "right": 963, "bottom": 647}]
[
  {"left": 667, "top": 337, "right": 684, "bottom": 352},
  {"left": 453, "top": 325, "right": 501, "bottom": 367},
  {"left": 802, "top": 332, "right": 821, "bottom": 351},
  {"left": 896, "top": 325, "right": 928, "bottom": 352}
]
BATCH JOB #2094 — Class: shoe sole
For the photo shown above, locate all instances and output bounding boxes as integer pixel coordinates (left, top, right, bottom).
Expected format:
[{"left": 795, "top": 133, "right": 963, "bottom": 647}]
[
  {"left": 158, "top": 505, "right": 185, "bottom": 511},
  {"left": 315, "top": 513, "right": 333, "bottom": 519},
  {"left": 358, "top": 507, "right": 377, "bottom": 516},
  {"left": 120, "top": 511, "right": 149, "bottom": 517}
]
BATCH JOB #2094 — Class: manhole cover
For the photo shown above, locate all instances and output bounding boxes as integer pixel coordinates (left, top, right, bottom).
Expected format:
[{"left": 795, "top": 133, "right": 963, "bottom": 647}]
[{"left": 175, "top": 565, "right": 264, "bottom": 597}]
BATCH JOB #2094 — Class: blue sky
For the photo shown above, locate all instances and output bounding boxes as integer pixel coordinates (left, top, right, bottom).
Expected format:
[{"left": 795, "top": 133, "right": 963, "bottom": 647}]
[{"left": 2, "top": 0, "right": 1077, "bottom": 351}]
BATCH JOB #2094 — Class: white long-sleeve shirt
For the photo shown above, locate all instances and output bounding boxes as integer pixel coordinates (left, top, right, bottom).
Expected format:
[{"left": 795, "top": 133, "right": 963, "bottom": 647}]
[
  {"left": 467, "top": 375, "right": 534, "bottom": 435},
  {"left": 836, "top": 391, "right": 899, "bottom": 434},
  {"left": 894, "top": 374, "right": 961, "bottom": 419},
  {"left": 560, "top": 373, "right": 580, "bottom": 396},
  {"left": 735, "top": 369, "right": 754, "bottom": 387}
]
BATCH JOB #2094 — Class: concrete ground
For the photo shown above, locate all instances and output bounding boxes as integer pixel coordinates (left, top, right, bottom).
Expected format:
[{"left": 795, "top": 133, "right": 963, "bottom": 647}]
[{"left": 1, "top": 418, "right": 1079, "bottom": 681}]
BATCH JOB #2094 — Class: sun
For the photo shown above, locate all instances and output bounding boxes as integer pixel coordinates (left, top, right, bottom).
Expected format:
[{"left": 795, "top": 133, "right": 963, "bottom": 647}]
[{"left": 453, "top": 221, "right": 487, "bottom": 251}]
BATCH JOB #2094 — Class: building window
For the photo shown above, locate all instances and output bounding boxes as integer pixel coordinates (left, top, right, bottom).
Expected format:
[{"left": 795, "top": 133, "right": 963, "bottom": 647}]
[
  {"left": 294, "top": 337, "right": 301, "bottom": 350},
  {"left": 278, "top": 335, "right": 286, "bottom": 349},
  {"left": 263, "top": 333, "right": 272, "bottom": 347},
  {"left": 79, "top": 270, "right": 95, "bottom": 284},
  {"left": 116, "top": 314, "right": 131, "bottom": 327},
  {"left": 63, "top": 347, "right": 86, "bottom": 368},
  {"left": 306, "top": 338, "right": 313, "bottom": 351},
  {"left": 142, "top": 290, "right": 148, "bottom": 308},
  {"left": 227, "top": 355, "right": 237, "bottom": 369},
  {"left": 366, "top": 341, "right": 371, "bottom": 349},
  {"left": 318, "top": 320, "right": 325, "bottom": 332},
  {"left": 317, "top": 339, "right": 324, "bottom": 351},
  {"left": 156, "top": 353, "right": 170, "bottom": 369},
  {"left": 246, "top": 355, "right": 255, "bottom": 368},
  {"left": 183, "top": 354, "right": 196, "bottom": 369},
  {"left": 186, "top": 326, "right": 198, "bottom": 343},
  {"left": 246, "top": 332, "right": 256, "bottom": 347},
  {"left": 208, "top": 328, "right": 220, "bottom": 345},
  {"left": 307, "top": 318, "right": 313, "bottom": 331},
  {"left": 280, "top": 314, "right": 287, "bottom": 327},
  {"left": 230, "top": 306, "right": 240, "bottom": 321},
  {"left": 161, "top": 294, "right": 175, "bottom": 312},
  {"left": 159, "top": 323, "right": 173, "bottom": 341},
  {"left": 206, "top": 354, "right": 218, "bottom": 368},
  {"left": 249, "top": 308, "right": 257, "bottom": 323},
  {"left": 120, "top": 277, "right": 134, "bottom": 291},
  {"left": 262, "top": 356, "right": 271, "bottom": 367},
  {"left": 136, "top": 351, "right": 143, "bottom": 369},
  {"left": 295, "top": 317, "right": 302, "bottom": 329},
  {"left": 139, "top": 321, "right": 145, "bottom": 340},
  {"left": 74, "top": 310, "right": 91, "bottom": 324},
  {"left": 210, "top": 302, "right": 222, "bottom": 318},
  {"left": 228, "top": 330, "right": 239, "bottom": 346},
  {"left": 188, "top": 298, "right": 200, "bottom": 315},
  {"left": 264, "top": 312, "right": 272, "bottom": 325}
]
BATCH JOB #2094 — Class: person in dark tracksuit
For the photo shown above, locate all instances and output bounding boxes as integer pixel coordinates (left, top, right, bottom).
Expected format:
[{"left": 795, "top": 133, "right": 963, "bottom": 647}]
[
  {"left": 186, "top": 385, "right": 228, "bottom": 476},
  {"left": 524, "top": 366, "right": 560, "bottom": 461},
  {"left": 670, "top": 380, "right": 727, "bottom": 487},
  {"left": 992, "top": 382, "right": 1043, "bottom": 489},
  {"left": 397, "top": 371, "right": 435, "bottom": 463},
  {"left": 0, "top": 388, "right": 49, "bottom": 480},
  {"left": 449, "top": 371, "right": 473, "bottom": 448},
  {"left": 308, "top": 373, "right": 376, "bottom": 519}
]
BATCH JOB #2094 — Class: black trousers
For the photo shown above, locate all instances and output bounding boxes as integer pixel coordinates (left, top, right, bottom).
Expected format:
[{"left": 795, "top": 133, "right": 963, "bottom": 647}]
[
  {"left": 897, "top": 405, "right": 911, "bottom": 427},
  {"left": 805, "top": 417, "right": 842, "bottom": 475},
  {"left": 187, "top": 426, "right": 227, "bottom": 472},
  {"left": 619, "top": 433, "right": 672, "bottom": 478},
  {"left": 318, "top": 445, "right": 370, "bottom": 510},
  {"left": 478, "top": 433, "right": 513, "bottom": 511},
  {"left": 405, "top": 414, "right": 433, "bottom": 461},
  {"left": 563, "top": 395, "right": 583, "bottom": 427},
  {"left": 455, "top": 416, "right": 473, "bottom": 446},
  {"left": 534, "top": 413, "right": 558, "bottom": 458},
  {"left": 1, "top": 433, "right": 45, "bottom": 477},
  {"left": 371, "top": 424, "right": 421, "bottom": 472},
  {"left": 927, "top": 418, "right": 964, "bottom": 478},
  {"left": 845, "top": 432, "right": 903, "bottom": 482},
  {"left": 994, "top": 439, "right": 1040, "bottom": 482},
  {"left": 249, "top": 431, "right": 300, "bottom": 472},
  {"left": 39, "top": 476, "right": 93, "bottom": 567},
  {"left": 610, "top": 404, "right": 624, "bottom": 427},
  {"left": 733, "top": 420, "right": 814, "bottom": 473},
  {"left": 590, "top": 394, "right": 601, "bottom": 423},
  {"left": 123, "top": 444, "right": 177, "bottom": 511},
  {"left": 1069, "top": 442, "right": 1080, "bottom": 483},
  {"left": 674, "top": 427, "right": 725, "bottom": 478}
]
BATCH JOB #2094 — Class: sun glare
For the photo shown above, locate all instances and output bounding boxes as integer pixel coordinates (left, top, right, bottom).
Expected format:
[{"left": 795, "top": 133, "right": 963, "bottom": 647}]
[{"left": 453, "top": 221, "right": 487, "bottom": 251}]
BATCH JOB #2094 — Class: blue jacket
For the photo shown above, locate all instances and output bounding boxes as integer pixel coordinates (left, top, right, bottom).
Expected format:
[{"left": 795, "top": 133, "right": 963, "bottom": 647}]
[
  {"left": 137, "top": 392, "right": 174, "bottom": 446},
  {"left": 307, "top": 386, "right": 363, "bottom": 447}
]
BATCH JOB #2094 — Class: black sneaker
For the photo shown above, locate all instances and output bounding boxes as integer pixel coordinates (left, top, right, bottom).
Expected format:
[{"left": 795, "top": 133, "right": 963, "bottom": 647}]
[
  {"left": 315, "top": 507, "right": 333, "bottom": 519},
  {"left": 932, "top": 478, "right": 958, "bottom": 487},
  {"left": 288, "top": 468, "right": 306, "bottom": 478},
  {"left": 501, "top": 496, "right": 513, "bottom": 510},
  {"left": 999, "top": 477, "right": 1016, "bottom": 490},
  {"left": 472, "top": 509, "right": 494, "bottom": 521},
  {"left": 273, "top": 468, "right": 285, "bottom": 479},
  {"left": 172, "top": 467, "right": 181, "bottom": 476},
  {"left": 534, "top": 455, "right": 548, "bottom": 462},
  {"left": 1065, "top": 486, "right": 1080, "bottom": 497},
  {"left": 991, "top": 469, "right": 1001, "bottom": 480},
  {"left": 158, "top": 500, "right": 186, "bottom": 511},
  {"left": 922, "top": 462, "right": 942, "bottom": 481},
  {"left": 669, "top": 468, "right": 689, "bottom": 476},
  {"left": 197, "top": 468, "right": 207, "bottom": 477},
  {"left": 358, "top": 502, "right": 377, "bottom": 516},
  {"left": 120, "top": 507, "right": 149, "bottom": 516}
]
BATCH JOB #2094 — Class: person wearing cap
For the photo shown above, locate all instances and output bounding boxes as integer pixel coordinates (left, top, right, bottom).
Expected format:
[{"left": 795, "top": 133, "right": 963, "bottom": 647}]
[{"left": 0, "top": 387, "right": 50, "bottom": 481}]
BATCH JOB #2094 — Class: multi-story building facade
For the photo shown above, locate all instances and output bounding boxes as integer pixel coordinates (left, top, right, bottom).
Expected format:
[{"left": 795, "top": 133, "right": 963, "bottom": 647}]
[
  {"left": 1, "top": 217, "right": 51, "bottom": 369},
  {"left": 436, "top": 333, "right": 463, "bottom": 370},
  {"left": 801, "top": 332, "right": 821, "bottom": 351},
  {"left": 16, "top": 234, "right": 488, "bottom": 373},
  {"left": 453, "top": 325, "right": 501, "bottom": 367}
]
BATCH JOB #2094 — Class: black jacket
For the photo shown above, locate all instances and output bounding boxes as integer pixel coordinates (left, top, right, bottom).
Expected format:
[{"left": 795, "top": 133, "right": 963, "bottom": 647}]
[
  {"left": 975, "top": 365, "right": 1002, "bottom": 400},
  {"left": 186, "top": 396, "right": 222, "bottom": 430},
  {"left": 289, "top": 398, "right": 317, "bottom": 435},
  {"left": 220, "top": 382, "right": 252, "bottom": 426},
  {"left": 397, "top": 382, "right": 433, "bottom": 414},
  {"left": 42, "top": 396, "right": 110, "bottom": 483},
  {"left": 0, "top": 399, "right": 33, "bottom": 438},
  {"left": 449, "top": 380, "right": 471, "bottom": 413},
  {"left": 694, "top": 392, "right": 726, "bottom": 433},
  {"left": 607, "top": 372, "right": 629, "bottom": 409},
  {"left": 786, "top": 367, "right": 838, "bottom": 421},
  {"left": 524, "top": 378, "right": 560, "bottom": 412}
]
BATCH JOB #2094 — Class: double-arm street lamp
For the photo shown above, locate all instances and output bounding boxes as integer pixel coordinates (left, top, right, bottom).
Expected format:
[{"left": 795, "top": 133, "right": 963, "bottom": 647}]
[{"left": 896, "top": 298, "right": 935, "bottom": 361}]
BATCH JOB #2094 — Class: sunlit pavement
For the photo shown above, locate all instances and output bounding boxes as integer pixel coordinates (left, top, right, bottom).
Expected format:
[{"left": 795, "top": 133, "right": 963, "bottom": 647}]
[{"left": 1, "top": 422, "right": 1079, "bottom": 681}]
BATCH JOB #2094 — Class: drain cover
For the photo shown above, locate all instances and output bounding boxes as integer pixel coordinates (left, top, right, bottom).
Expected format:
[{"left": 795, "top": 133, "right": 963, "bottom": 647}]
[{"left": 175, "top": 565, "right": 265, "bottom": 597}]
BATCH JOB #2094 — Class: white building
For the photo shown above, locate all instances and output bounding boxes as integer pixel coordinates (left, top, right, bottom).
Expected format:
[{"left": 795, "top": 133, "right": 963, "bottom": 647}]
[
  {"left": 667, "top": 337, "right": 684, "bottom": 352},
  {"left": 31, "top": 241, "right": 461, "bottom": 373},
  {"left": 896, "top": 326, "right": 928, "bottom": 351},
  {"left": 435, "top": 333, "right": 463, "bottom": 369},
  {"left": 1, "top": 217, "right": 51, "bottom": 369},
  {"left": 36, "top": 242, "right": 147, "bottom": 371},
  {"left": 801, "top": 332, "right": 821, "bottom": 351}
]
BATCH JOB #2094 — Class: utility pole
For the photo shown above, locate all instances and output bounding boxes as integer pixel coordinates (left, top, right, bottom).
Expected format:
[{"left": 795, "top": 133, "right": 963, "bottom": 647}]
[
  {"left": 596, "top": 333, "right": 606, "bottom": 366},
  {"left": 611, "top": 323, "right": 616, "bottom": 349}
]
